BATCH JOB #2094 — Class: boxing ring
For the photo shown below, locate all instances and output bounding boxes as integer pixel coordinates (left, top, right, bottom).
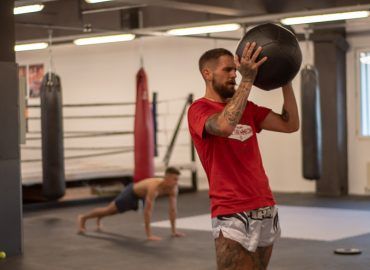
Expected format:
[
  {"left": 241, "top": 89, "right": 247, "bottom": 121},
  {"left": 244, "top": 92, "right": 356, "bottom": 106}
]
[{"left": 21, "top": 92, "right": 197, "bottom": 202}]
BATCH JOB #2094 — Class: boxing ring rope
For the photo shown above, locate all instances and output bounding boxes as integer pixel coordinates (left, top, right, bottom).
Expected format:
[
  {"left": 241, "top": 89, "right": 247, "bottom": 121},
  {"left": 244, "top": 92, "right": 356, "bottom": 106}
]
[
  {"left": 27, "top": 102, "right": 135, "bottom": 108},
  {"left": 21, "top": 92, "right": 197, "bottom": 197},
  {"left": 24, "top": 131, "right": 134, "bottom": 141}
]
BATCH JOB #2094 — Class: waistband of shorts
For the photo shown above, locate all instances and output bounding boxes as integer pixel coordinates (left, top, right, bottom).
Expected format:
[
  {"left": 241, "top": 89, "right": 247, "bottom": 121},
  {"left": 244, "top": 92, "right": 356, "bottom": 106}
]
[{"left": 216, "top": 205, "right": 276, "bottom": 219}]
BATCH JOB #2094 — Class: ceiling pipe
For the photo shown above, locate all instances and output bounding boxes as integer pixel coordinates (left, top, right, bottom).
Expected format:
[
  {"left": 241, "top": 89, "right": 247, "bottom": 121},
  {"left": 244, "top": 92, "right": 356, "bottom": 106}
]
[
  {"left": 82, "top": 4, "right": 146, "bottom": 15},
  {"left": 16, "top": 22, "right": 113, "bottom": 33}
]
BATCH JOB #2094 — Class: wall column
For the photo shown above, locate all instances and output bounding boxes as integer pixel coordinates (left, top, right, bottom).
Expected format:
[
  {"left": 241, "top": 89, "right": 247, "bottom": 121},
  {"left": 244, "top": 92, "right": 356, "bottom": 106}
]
[{"left": 0, "top": 0, "right": 23, "bottom": 256}]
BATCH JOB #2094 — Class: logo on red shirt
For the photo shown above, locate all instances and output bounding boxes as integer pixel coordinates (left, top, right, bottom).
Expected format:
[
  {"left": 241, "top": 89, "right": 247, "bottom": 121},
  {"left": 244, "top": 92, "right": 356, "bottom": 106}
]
[{"left": 228, "top": 124, "right": 253, "bottom": 142}]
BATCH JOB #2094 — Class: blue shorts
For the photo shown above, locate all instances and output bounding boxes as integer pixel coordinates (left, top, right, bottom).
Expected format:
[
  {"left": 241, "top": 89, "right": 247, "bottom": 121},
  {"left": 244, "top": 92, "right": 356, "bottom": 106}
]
[{"left": 114, "top": 183, "right": 140, "bottom": 213}]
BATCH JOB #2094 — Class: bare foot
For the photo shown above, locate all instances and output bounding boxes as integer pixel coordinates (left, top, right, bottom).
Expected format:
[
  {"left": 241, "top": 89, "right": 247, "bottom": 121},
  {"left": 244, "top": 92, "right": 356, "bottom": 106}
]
[
  {"left": 77, "top": 215, "right": 87, "bottom": 234},
  {"left": 171, "top": 231, "right": 186, "bottom": 238},
  {"left": 147, "top": 235, "right": 162, "bottom": 241}
]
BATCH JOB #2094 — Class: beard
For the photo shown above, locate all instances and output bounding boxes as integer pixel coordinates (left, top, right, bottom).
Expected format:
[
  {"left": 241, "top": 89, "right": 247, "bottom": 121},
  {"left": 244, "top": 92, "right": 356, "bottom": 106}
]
[{"left": 212, "top": 78, "right": 236, "bottom": 99}]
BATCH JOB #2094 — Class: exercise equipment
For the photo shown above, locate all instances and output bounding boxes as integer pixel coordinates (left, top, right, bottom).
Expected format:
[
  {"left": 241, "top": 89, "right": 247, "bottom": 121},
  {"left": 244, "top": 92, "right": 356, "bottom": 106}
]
[
  {"left": 236, "top": 23, "right": 302, "bottom": 90},
  {"left": 134, "top": 68, "right": 154, "bottom": 182},
  {"left": 334, "top": 248, "right": 362, "bottom": 255},
  {"left": 301, "top": 65, "right": 322, "bottom": 180},
  {"left": 40, "top": 73, "right": 66, "bottom": 200},
  {"left": 0, "top": 251, "right": 6, "bottom": 259}
]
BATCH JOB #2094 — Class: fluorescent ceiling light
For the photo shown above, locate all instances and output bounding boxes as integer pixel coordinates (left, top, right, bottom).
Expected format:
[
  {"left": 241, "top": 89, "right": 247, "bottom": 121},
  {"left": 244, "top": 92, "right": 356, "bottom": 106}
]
[
  {"left": 166, "top": 23, "right": 241, "bottom": 36},
  {"left": 74, "top": 34, "right": 135, "bottom": 45},
  {"left": 14, "top": 4, "right": 44, "bottom": 15},
  {"left": 15, "top": 42, "right": 48, "bottom": 52},
  {"left": 360, "top": 54, "right": 370, "bottom": 64},
  {"left": 85, "top": 0, "right": 113, "bottom": 3},
  {"left": 281, "top": 10, "right": 370, "bottom": 25}
]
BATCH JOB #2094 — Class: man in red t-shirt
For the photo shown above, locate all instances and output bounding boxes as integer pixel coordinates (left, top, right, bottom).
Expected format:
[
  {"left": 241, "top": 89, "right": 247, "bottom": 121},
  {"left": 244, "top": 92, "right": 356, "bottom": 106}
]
[{"left": 188, "top": 43, "right": 299, "bottom": 269}]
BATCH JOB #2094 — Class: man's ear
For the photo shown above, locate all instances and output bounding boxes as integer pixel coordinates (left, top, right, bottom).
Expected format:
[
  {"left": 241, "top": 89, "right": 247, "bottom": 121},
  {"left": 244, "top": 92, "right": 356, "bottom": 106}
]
[{"left": 202, "top": 67, "right": 213, "bottom": 81}]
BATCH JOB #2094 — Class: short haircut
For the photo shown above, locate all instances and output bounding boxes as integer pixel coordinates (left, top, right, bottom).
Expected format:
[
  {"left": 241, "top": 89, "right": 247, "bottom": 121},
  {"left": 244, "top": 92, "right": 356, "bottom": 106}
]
[
  {"left": 198, "top": 48, "right": 233, "bottom": 72},
  {"left": 165, "top": 167, "right": 181, "bottom": 175}
]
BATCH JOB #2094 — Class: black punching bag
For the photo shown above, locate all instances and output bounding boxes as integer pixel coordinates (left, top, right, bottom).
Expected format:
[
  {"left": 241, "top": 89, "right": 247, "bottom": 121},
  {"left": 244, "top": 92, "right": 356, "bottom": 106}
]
[
  {"left": 301, "top": 65, "right": 322, "bottom": 180},
  {"left": 41, "top": 73, "right": 66, "bottom": 200}
]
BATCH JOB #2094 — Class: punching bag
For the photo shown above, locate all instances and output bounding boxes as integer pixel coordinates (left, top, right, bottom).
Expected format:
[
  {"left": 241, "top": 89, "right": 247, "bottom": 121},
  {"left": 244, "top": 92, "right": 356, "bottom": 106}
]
[
  {"left": 301, "top": 65, "right": 322, "bottom": 180},
  {"left": 134, "top": 68, "right": 154, "bottom": 182},
  {"left": 40, "top": 73, "right": 66, "bottom": 200}
]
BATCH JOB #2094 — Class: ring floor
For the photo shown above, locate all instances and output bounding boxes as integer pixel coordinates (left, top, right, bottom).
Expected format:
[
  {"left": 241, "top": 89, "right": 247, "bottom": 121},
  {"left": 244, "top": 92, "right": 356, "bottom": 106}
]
[{"left": 1, "top": 191, "right": 370, "bottom": 270}]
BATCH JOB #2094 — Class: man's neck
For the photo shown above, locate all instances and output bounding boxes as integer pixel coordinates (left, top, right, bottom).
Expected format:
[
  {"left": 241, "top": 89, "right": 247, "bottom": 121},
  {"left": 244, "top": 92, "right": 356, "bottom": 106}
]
[{"left": 204, "top": 89, "right": 227, "bottom": 103}]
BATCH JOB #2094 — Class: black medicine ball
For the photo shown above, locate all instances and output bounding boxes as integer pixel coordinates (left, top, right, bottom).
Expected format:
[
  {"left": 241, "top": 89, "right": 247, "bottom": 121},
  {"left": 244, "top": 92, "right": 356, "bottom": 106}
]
[{"left": 236, "top": 23, "right": 302, "bottom": 90}]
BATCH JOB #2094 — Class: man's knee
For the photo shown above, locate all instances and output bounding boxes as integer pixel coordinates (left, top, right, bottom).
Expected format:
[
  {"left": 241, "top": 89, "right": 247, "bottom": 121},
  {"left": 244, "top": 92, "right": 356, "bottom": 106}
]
[{"left": 107, "top": 202, "right": 119, "bottom": 214}]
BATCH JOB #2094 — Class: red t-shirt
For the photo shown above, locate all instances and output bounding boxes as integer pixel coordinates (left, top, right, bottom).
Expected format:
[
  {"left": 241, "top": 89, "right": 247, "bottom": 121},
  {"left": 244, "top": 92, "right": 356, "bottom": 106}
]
[{"left": 188, "top": 97, "right": 275, "bottom": 217}]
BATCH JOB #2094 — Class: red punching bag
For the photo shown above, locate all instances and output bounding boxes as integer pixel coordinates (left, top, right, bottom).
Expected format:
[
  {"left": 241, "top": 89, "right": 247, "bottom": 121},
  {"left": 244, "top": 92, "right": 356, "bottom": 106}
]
[{"left": 134, "top": 68, "right": 154, "bottom": 182}]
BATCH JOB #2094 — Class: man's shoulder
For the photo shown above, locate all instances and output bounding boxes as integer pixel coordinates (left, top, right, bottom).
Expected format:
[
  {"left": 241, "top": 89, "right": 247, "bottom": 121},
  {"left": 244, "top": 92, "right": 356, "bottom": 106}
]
[
  {"left": 135, "top": 178, "right": 162, "bottom": 188},
  {"left": 145, "top": 178, "right": 163, "bottom": 186},
  {"left": 188, "top": 97, "right": 218, "bottom": 115},
  {"left": 189, "top": 97, "right": 207, "bottom": 109}
]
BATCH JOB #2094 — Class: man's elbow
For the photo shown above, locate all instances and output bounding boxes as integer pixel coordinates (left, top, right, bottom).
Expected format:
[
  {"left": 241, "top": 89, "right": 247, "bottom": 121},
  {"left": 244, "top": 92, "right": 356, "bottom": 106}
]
[
  {"left": 206, "top": 115, "right": 236, "bottom": 137},
  {"left": 219, "top": 125, "right": 235, "bottom": 137},
  {"left": 206, "top": 122, "right": 235, "bottom": 137},
  {"left": 286, "top": 122, "right": 300, "bottom": 133},
  {"left": 217, "top": 120, "right": 236, "bottom": 137}
]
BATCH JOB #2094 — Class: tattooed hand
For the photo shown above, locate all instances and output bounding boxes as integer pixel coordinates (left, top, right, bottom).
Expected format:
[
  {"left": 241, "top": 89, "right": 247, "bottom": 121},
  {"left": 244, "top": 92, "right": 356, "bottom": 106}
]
[{"left": 234, "top": 41, "right": 267, "bottom": 84}]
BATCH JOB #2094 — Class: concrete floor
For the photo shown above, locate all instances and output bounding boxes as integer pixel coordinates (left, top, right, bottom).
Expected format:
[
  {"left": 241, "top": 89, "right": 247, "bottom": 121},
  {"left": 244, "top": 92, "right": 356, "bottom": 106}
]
[{"left": 1, "top": 191, "right": 370, "bottom": 270}]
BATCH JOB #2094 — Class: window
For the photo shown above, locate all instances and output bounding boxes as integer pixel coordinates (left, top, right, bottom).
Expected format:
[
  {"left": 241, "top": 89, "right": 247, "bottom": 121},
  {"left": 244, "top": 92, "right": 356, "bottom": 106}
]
[{"left": 360, "top": 51, "right": 370, "bottom": 136}]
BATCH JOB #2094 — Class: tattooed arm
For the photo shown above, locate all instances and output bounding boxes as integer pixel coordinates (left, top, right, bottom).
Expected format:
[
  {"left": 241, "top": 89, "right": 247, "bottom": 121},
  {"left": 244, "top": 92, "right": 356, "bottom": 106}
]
[
  {"left": 260, "top": 82, "right": 300, "bottom": 133},
  {"left": 205, "top": 81, "right": 253, "bottom": 137},
  {"left": 205, "top": 42, "right": 267, "bottom": 137}
]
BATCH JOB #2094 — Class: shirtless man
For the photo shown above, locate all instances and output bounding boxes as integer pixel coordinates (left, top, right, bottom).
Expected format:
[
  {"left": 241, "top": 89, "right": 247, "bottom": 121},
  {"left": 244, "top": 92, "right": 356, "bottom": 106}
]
[{"left": 77, "top": 167, "right": 185, "bottom": 241}]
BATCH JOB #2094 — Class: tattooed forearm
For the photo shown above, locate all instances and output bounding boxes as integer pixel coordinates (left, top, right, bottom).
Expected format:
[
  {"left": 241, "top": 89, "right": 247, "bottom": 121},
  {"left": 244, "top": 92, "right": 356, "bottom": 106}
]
[
  {"left": 224, "top": 81, "right": 252, "bottom": 121},
  {"left": 205, "top": 114, "right": 226, "bottom": 137},
  {"left": 205, "top": 82, "right": 252, "bottom": 136},
  {"left": 281, "top": 107, "right": 290, "bottom": 122},
  {"left": 222, "top": 89, "right": 249, "bottom": 126}
]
